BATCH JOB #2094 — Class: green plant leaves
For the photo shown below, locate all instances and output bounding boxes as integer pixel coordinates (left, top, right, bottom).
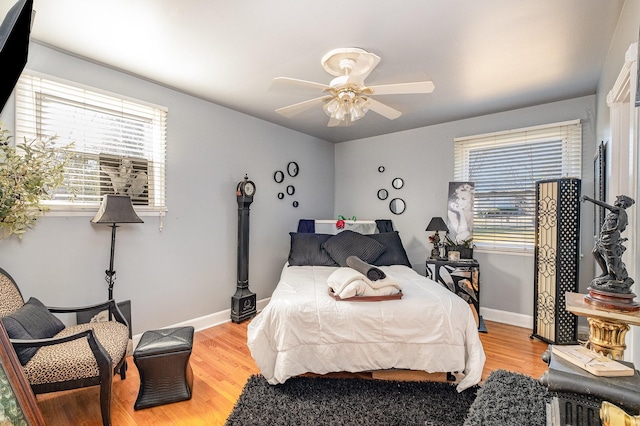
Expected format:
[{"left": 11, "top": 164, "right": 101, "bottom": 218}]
[{"left": 0, "top": 123, "right": 74, "bottom": 239}]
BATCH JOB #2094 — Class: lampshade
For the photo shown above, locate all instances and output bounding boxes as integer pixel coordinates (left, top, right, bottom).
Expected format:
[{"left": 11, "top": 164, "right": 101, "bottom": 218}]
[
  {"left": 91, "top": 194, "right": 144, "bottom": 224},
  {"left": 425, "top": 216, "right": 448, "bottom": 232}
]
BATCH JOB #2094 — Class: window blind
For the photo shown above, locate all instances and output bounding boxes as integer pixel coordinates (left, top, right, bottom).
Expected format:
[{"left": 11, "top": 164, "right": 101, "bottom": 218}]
[
  {"left": 454, "top": 120, "right": 581, "bottom": 250},
  {"left": 14, "top": 73, "right": 167, "bottom": 211}
]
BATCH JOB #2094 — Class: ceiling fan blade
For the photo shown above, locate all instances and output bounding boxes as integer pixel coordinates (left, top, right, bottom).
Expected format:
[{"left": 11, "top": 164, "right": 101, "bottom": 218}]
[
  {"left": 272, "top": 77, "right": 329, "bottom": 92},
  {"left": 276, "top": 96, "right": 329, "bottom": 118},
  {"left": 369, "top": 81, "right": 435, "bottom": 95},
  {"left": 367, "top": 98, "right": 402, "bottom": 120}
]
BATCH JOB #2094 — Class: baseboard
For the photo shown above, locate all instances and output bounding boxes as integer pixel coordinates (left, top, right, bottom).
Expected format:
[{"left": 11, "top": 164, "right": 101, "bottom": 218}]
[
  {"left": 132, "top": 297, "right": 271, "bottom": 350},
  {"left": 479, "top": 307, "right": 533, "bottom": 329}
]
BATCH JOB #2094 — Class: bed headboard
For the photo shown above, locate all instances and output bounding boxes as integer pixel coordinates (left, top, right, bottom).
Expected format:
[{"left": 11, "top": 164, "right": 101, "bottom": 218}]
[
  {"left": 297, "top": 219, "right": 394, "bottom": 235},
  {"left": 289, "top": 219, "right": 409, "bottom": 267}
]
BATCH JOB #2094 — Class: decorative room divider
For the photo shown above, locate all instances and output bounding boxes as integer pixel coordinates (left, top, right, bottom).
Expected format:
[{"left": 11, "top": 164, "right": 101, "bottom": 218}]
[{"left": 532, "top": 178, "right": 581, "bottom": 344}]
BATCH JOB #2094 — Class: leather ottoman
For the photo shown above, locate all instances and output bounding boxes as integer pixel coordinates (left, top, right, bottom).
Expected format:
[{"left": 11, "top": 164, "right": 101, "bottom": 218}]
[{"left": 134, "top": 326, "right": 194, "bottom": 410}]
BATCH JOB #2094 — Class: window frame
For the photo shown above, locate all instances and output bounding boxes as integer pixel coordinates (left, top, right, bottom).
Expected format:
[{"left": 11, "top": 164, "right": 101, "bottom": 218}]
[
  {"left": 453, "top": 119, "right": 582, "bottom": 253},
  {"left": 14, "top": 71, "right": 167, "bottom": 216}
]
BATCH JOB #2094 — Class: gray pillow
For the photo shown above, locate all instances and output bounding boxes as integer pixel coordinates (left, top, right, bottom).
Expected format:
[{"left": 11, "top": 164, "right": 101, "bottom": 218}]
[
  {"left": 1, "top": 297, "right": 65, "bottom": 365},
  {"left": 366, "top": 232, "right": 411, "bottom": 267},
  {"left": 322, "top": 230, "right": 386, "bottom": 267},
  {"left": 288, "top": 233, "right": 339, "bottom": 267}
]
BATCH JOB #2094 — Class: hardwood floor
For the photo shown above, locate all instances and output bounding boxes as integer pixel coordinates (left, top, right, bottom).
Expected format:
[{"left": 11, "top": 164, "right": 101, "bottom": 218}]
[{"left": 35, "top": 319, "right": 549, "bottom": 425}]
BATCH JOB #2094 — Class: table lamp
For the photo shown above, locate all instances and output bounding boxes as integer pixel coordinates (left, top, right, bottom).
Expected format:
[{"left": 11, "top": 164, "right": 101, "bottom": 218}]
[{"left": 426, "top": 217, "right": 448, "bottom": 259}]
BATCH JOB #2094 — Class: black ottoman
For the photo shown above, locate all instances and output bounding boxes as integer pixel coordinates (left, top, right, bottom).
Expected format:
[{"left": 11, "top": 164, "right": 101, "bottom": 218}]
[{"left": 134, "top": 326, "right": 194, "bottom": 410}]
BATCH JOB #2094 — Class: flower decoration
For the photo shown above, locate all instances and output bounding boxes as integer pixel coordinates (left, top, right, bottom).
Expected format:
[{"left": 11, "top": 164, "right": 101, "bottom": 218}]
[{"left": 336, "top": 214, "right": 356, "bottom": 229}]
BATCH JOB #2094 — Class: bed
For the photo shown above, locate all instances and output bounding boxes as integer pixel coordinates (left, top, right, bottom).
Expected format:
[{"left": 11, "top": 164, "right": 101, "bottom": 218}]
[{"left": 247, "top": 228, "right": 486, "bottom": 392}]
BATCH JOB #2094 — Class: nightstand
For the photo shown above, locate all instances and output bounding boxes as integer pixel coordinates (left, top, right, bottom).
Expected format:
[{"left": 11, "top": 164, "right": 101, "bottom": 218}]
[{"left": 426, "top": 258, "right": 480, "bottom": 321}]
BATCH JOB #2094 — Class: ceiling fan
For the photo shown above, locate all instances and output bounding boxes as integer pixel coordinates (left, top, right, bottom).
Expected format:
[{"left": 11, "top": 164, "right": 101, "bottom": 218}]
[{"left": 273, "top": 47, "right": 435, "bottom": 127}]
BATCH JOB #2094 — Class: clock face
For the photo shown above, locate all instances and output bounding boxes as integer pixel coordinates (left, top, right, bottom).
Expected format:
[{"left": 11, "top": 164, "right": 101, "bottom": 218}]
[{"left": 244, "top": 181, "right": 255, "bottom": 196}]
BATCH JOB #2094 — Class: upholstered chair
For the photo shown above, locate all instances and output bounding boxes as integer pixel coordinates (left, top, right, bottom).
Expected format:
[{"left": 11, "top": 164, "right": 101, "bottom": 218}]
[{"left": 0, "top": 267, "right": 129, "bottom": 426}]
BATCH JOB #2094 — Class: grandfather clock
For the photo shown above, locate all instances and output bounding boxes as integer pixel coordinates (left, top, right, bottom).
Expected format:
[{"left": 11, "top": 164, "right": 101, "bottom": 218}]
[{"left": 231, "top": 175, "right": 257, "bottom": 323}]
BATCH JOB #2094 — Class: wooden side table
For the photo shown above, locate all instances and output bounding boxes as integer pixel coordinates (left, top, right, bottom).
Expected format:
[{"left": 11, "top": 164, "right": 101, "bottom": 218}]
[
  {"left": 565, "top": 292, "right": 640, "bottom": 360},
  {"left": 426, "top": 258, "right": 480, "bottom": 320}
]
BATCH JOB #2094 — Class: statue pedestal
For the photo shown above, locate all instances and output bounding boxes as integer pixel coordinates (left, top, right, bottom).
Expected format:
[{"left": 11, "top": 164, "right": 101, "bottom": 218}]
[
  {"left": 565, "top": 292, "right": 640, "bottom": 360},
  {"left": 585, "top": 287, "right": 640, "bottom": 311}
]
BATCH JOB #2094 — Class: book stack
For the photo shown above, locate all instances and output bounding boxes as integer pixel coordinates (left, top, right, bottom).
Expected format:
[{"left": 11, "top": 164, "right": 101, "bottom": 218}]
[{"left": 551, "top": 345, "right": 635, "bottom": 377}]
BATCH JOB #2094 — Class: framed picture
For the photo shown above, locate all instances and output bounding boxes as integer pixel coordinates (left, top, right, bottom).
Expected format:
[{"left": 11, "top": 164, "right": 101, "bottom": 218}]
[
  {"left": 0, "top": 323, "right": 46, "bottom": 425},
  {"left": 593, "top": 141, "right": 607, "bottom": 235},
  {"left": 447, "top": 182, "right": 475, "bottom": 244}
]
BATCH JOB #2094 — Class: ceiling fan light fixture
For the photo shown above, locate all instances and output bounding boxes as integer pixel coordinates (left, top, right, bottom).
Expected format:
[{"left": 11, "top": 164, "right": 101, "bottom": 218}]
[
  {"left": 324, "top": 91, "right": 370, "bottom": 123},
  {"left": 349, "top": 102, "right": 366, "bottom": 121},
  {"left": 354, "top": 96, "right": 369, "bottom": 113},
  {"left": 334, "top": 104, "right": 347, "bottom": 121},
  {"left": 323, "top": 98, "right": 340, "bottom": 116},
  {"left": 275, "top": 47, "right": 432, "bottom": 126}
]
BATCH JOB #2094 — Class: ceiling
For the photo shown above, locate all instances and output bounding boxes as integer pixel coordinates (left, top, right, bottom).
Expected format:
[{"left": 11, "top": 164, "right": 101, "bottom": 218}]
[{"left": 4, "top": 0, "right": 626, "bottom": 143}]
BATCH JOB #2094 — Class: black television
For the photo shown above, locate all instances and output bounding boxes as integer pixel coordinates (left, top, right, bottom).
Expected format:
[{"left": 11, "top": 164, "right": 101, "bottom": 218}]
[{"left": 0, "top": 0, "right": 33, "bottom": 113}]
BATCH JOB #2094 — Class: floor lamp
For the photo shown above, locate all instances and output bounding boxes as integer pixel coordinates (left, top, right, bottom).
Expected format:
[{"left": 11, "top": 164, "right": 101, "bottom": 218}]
[{"left": 91, "top": 194, "right": 143, "bottom": 300}]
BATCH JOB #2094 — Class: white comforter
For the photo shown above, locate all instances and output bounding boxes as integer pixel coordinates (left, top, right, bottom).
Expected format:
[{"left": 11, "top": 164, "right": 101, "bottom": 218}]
[{"left": 247, "top": 264, "right": 486, "bottom": 391}]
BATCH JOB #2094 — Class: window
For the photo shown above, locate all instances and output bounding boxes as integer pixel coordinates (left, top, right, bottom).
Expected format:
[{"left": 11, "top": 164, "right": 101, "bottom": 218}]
[
  {"left": 14, "top": 73, "right": 167, "bottom": 212},
  {"left": 454, "top": 120, "right": 581, "bottom": 251}
]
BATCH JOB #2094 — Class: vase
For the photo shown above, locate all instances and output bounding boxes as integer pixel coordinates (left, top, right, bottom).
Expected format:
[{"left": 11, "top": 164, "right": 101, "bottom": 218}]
[{"left": 445, "top": 245, "right": 473, "bottom": 259}]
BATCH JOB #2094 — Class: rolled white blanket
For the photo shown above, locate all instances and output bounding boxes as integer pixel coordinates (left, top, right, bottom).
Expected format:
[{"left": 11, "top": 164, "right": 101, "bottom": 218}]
[
  {"left": 346, "top": 255, "right": 386, "bottom": 281},
  {"left": 327, "top": 267, "right": 402, "bottom": 299}
]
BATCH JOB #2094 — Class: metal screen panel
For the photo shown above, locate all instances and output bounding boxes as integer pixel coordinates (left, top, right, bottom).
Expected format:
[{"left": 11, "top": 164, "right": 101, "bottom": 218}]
[{"left": 533, "top": 178, "right": 580, "bottom": 344}]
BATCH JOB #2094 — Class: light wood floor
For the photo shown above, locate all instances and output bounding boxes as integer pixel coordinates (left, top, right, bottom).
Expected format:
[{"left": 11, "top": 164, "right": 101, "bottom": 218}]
[{"left": 36, "top": 319, "right": 550, "bottom": 426}]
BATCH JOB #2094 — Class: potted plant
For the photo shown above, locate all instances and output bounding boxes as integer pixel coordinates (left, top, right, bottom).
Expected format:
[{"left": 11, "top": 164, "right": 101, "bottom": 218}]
[
  {"left": 444, "top": 235, "right": 474, "bottom": 259},
  {"left": 0, "top": 123, "right": 73, "bottom": 239}
]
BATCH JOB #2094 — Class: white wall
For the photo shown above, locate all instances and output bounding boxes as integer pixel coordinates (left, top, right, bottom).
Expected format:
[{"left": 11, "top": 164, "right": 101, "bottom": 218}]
[
  {"left": 0, "top": 42, "right": 335, "bottom": 335},
  {"left": 335, "top": 95, "right": 597, "bottom": 324}
]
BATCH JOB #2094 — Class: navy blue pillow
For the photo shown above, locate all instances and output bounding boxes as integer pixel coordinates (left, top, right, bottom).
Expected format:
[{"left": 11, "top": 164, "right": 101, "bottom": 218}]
[
  {"left": 322, "top": 230, "right": 386, "bottom": 267},
  {"left": 366, "top": 232, "right": 411, "bottom": 267},
  {"left": 288, "top": 233, "right": 339, "bottom": 267},
  {"left": 1, "top": 297, "right": 65, "bottom": 365}
]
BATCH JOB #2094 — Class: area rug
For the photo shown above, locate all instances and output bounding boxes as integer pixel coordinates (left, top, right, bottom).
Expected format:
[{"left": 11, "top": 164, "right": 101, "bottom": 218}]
[
  {"left": 225, "top": 375, "right": 478, "bottom": 426},
  {"left": 225, "top": 370, "right": 549, "bottom": 426},
  {"left": 464, "top": 370, "right": 549, "bottom": 426}
]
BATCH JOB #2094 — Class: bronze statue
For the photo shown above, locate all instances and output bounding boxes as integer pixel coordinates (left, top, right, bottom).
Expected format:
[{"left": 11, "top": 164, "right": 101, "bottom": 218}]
[{"left": 581, "top": 194, "right": 635, "bottom": 293}]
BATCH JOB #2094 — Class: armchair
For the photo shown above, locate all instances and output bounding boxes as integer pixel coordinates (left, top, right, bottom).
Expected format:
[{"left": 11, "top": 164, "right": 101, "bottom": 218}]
[{"left": 0, "top": 267, "right": 129, "bottom": 426}]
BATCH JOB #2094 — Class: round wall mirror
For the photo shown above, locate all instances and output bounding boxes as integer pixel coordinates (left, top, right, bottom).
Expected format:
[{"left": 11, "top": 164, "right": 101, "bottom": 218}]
[
  {"left": 389, "top": 198, "right": 406, "bottom": 215},
  {"left": 392, "top": 178, "right": 404, "bottom": 190},
  {"left": 287, "top": 161, "right": 299, "bottom": 177},
  {"left": 277, "top": 192, "right": 284, "bottom": 199},
  {"left": 377, "top": 189, "right": 388, "bottom": 200},
  {"left": 274, "top": 170, "right": 284, "bottom": 183},
  {"left": 286, "top": 185, "right": 295, "bottom": 195}
]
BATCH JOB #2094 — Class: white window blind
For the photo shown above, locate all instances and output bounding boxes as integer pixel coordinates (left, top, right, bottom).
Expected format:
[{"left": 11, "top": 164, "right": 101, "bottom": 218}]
[
  {"left": 14, "top": 73, "right": 167, "bottom": 212},
  {"left": 454, "top": 120, "right": 581, "bottom": 251}
]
